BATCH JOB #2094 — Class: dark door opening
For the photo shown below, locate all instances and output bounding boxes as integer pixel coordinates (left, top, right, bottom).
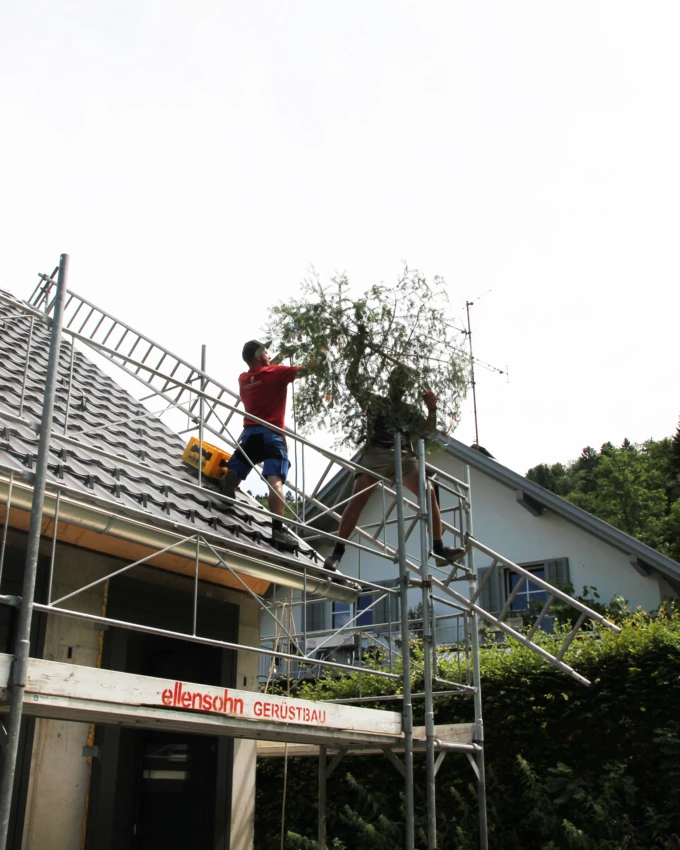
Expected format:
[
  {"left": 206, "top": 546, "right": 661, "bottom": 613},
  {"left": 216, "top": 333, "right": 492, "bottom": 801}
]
[{"left": 86, "top": 576, "right": 238, "bottom": 850}]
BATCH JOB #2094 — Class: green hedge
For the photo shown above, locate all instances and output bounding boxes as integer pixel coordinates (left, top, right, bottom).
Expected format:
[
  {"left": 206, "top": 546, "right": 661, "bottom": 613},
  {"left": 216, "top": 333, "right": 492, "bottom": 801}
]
[{"left": 256, "top": 608, "right": 680, "bottom": 849}]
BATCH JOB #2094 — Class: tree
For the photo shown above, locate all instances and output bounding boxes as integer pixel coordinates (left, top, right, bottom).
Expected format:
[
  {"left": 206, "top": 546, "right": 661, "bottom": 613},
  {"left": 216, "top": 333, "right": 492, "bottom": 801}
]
[{"left": 264, "top": 267, "right": 469, "bottom": 449}]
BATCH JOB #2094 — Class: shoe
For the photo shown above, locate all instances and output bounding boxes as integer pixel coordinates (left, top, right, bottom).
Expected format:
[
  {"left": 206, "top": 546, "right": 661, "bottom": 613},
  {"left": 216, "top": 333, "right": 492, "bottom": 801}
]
[
  {"left": 272, "top": 527, "right": 298, "bottom": 551},
  {"left": 220, "top": 470, "right": 240, "bottom": 500},
  {"left": 323, "top": 555, "right": 340, "bottom": 572},
  {"left": 432, "top": 545, "right": 467, "bottom": 566}
]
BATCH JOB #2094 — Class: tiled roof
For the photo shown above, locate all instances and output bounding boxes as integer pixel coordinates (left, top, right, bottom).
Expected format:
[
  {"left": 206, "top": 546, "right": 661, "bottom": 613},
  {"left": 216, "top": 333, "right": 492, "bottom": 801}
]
[{"left": 0, "top": 291, "right": 330, "bottom": 580}]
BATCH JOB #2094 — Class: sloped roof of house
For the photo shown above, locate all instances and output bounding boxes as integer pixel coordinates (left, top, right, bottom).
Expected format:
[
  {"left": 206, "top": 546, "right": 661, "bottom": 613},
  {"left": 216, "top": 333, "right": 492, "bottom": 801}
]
[
  {"left": 437, "top": 435, "right": 680, "bottom": 587},
  {"left": 303, "top": 429, "right": 680, "bottom": 588},
  {"left": 0, "top": 290, "right": 355, "bottom": 600}
]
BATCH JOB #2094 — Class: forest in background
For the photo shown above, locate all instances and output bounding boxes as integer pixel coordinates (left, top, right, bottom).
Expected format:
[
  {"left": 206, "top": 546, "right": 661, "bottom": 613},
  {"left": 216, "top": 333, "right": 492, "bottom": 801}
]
[{"left": 526, "top": 421, "right": 680, "bottom": 564}]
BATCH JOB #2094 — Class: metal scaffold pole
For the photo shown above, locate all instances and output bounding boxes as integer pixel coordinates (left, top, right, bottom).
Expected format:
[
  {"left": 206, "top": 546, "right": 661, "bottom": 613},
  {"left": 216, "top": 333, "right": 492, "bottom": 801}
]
[
  {"left": 394, "top": 434, "right": 415, "bottom": 850},
  {"left": 417, "top": 439, "right": 437, "bottom": 849},
  {"left": 0, "top": 253, "right": 69, "bottom": 850},
  {"left": 463, "top": 463, "right": 489, "bottom": 850}
]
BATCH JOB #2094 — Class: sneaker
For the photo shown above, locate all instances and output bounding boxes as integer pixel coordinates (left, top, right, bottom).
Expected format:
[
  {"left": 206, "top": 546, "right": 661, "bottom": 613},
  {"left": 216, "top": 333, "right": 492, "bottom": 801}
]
[
  {"left": 432, "top": 545, "right": 467, "bottom": 566},
  {"left": 272, "top": 526, "right": 298, "bottom": 551},
  {"left": 220, "top": 470, "right": 240, "bottom": 500},
  {"left": 323, "top": 555, "right": 340, "bottom": 572}
]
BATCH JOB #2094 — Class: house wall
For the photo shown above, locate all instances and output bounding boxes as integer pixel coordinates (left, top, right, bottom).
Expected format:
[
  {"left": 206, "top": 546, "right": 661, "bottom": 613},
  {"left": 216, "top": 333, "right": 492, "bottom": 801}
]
[
  {"left": 268, "top": 450, "right": 669, "bottom": 646},
  {"left": 16, "top": 539, "right": 259, "bottom": 850},
  {"left": 21, "top": 542, "right": 108, "bottom": 850}
]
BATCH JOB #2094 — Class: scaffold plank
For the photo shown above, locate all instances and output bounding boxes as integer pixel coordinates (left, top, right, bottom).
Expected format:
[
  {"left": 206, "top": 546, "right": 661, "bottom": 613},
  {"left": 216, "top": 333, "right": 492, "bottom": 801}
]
[
  {"left": 0, "top": 655, "right": 403, "bottom": 746},
  {"left": 256, "top": 723, "right": 475, "bottom": 758}
]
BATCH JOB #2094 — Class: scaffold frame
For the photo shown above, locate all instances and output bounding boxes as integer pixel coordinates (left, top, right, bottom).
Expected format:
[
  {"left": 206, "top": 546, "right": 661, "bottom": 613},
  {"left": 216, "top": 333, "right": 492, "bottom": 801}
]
[{"left": 0, "top": 257, "right": 622, "bottom": 850}]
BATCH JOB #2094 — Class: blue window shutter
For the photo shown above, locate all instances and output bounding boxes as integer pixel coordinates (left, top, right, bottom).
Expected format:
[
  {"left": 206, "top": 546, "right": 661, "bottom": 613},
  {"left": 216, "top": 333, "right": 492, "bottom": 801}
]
[
  {"left": 374, "top": 579, "right": 400, "bottom": 629},
  {"left": 546, "top": 558, "right": 570, "bottom": 590},
  {"left": 477, "top": 565, "right": 504, "bottom": 614},
  {"left": 307, "top": 600, "right": 326, "bottom": 632}
]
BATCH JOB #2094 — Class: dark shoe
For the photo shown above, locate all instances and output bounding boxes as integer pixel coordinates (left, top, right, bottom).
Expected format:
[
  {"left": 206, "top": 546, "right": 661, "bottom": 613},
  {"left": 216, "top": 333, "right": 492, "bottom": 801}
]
[
  {"left": 323, "top": 555, "right": 341, "bottom": 572},
  {"left": 272, "top": 526, "right": 298, "bottom": 551},
  {"left": 220, "top": 470, "right": 240, "bottom": 500},
  {"left": 432, "top": 545, "right": 467, "bottom": 566}
]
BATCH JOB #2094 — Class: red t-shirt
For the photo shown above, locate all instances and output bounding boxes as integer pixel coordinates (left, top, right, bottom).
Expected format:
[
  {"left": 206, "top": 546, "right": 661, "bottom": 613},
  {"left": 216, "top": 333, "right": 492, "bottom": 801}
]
[{"left": 239, "top": 364, "right": 300, "bottom": 430}]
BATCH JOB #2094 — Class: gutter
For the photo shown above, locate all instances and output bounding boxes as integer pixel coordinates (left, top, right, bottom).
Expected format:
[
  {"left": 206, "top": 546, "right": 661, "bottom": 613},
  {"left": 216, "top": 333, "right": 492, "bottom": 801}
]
[{"left": 0, "top": 476, "right": 358, "bottom": 604}]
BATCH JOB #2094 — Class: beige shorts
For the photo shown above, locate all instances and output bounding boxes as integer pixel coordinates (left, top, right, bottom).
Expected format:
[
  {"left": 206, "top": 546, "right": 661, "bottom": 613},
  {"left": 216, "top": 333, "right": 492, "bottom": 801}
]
[{"left": 356, "top": 446, "right": 418, "bottom": 482}]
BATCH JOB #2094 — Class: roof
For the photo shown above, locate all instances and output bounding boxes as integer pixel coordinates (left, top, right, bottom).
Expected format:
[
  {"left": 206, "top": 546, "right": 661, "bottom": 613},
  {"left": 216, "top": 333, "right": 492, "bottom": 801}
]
[
  {"left": 437, "top": 434, "right": 680, "bottom": 586},
  {"left": 0, "top": 290, "right": 356, "bottom": 601},
  {"left": 303, "top": 430, "right": 680, "bottom": 587}
]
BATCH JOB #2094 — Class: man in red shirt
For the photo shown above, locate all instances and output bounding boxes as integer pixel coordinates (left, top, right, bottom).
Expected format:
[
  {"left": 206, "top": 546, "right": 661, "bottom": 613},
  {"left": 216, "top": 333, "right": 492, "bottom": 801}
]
[{"left": 221, "top": 339, "right": 309, "bottom": 551}]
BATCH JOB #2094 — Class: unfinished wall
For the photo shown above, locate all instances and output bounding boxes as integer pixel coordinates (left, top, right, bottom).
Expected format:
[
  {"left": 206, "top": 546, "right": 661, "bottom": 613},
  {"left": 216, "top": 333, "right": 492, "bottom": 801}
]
[{"left": 21, "top": 540, "right": 109, "bottom": 850}]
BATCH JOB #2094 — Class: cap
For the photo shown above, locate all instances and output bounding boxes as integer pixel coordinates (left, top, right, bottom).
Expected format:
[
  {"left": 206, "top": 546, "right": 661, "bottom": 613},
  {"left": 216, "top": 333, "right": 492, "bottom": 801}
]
[{"left": 242, "top": 339, "right": 272, "bottom": 363}]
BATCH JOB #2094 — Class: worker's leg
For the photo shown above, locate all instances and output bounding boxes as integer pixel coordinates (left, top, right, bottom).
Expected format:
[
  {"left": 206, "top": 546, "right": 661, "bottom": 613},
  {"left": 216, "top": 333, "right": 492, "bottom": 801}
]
[
  {"left": 324, "top": 474, "right": 379, "bottom": 570},
  {"left": 266, "top": 474, "right": 286, "bottom": 517},
  {"left": 403, "top": 467, "right": 466, "bottom": 563}
]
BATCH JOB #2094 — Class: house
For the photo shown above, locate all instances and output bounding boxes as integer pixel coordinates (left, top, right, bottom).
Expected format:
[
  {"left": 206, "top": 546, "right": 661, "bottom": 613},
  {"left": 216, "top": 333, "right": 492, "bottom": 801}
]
[
  {"left": 0, "top": 285, "right": 356, "bottom": 850},
  {"left": 273, "top": 435, "right": 680, "bottom": 653}
]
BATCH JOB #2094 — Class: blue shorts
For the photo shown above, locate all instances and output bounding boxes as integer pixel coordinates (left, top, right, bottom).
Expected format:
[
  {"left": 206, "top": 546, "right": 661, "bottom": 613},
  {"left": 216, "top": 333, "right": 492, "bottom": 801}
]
[{"left": 226, "top": 426, "right": 291, "bottom": 482}]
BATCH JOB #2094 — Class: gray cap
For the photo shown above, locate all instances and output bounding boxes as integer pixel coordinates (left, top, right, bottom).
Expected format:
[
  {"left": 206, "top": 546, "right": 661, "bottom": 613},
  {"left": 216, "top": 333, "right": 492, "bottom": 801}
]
[{"left": 242, "top": 339, "right": 272, "bottom": 363}]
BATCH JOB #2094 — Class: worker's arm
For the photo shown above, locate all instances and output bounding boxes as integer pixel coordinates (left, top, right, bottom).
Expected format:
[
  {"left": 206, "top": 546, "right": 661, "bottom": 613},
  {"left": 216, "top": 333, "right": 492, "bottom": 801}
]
[{"left": 422, "top": 388, "right": 438, "bottom": 432}]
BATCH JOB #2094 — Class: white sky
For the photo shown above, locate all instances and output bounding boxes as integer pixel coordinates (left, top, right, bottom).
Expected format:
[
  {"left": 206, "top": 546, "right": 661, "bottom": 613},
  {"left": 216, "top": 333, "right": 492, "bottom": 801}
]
[{"left": 3, "top": 1, "right": 679, "bottom": 483}]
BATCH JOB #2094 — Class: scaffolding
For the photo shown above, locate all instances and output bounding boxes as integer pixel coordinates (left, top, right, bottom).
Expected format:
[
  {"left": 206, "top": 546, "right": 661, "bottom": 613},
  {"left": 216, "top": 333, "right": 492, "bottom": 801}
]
[{"left": 0, "top": 256, "right": 622, "bottom": 850}]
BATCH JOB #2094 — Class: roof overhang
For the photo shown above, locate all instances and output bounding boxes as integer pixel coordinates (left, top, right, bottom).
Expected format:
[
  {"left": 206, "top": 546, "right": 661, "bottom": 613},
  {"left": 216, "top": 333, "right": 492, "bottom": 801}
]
[{"left": 0, "top": 474, "right": 359, "bottom": 603}]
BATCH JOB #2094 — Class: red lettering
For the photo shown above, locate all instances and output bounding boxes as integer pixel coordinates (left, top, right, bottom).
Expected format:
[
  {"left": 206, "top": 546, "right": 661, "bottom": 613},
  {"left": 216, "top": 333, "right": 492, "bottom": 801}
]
[
  {"left": 304, "top": 707, "right": 310, "bottom": 722},
  {"left": 263, "top": 702, "right": 272, "bottom": 718},
  {"left": 214, "top": 696, "right": 223, "bottom": 712},
  {"left": 203, "top": 694, "right": 213, "bottom": 711},
  {"left": 181, "top": 691, "right": 192, "bottom": 708},
  {"left": 161, "top": 688, "right": 172, "bottom": 706},
  {"left": 320, "top": 710, "right": 326, "bottom": 723},
  {"left": 234, "top": 698, "right": 244, "bottom": 715},
  {"left": 174, "top": 681, "right": 180, "bottom": 706},
  {"left": 311, "top": 709, "right": 318, "bottom": 723},
  {"left": 272, "top": 703, "right": 280, "bottom": 719},
  {"left": 254, "top": 701, "right": 263, "bottom": 717},
  {"left": 191, "top": 692, "right": 202, "bottom": 709}
]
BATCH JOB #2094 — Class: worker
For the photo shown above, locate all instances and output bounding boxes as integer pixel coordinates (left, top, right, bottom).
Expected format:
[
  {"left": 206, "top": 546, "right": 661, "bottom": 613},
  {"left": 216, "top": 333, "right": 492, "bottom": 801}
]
[
  {"left": 221, "top": 339, "right": 311, "bottom": 552},
  {"left": 323, "top": 329, "right": 466, "bottom": 571}
]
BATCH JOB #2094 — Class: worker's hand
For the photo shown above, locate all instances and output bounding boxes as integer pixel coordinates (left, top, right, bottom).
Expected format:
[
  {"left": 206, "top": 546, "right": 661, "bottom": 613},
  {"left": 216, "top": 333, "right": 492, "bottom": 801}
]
[{"left": 423, "top": 389, "right": 437, "bottom": 410}]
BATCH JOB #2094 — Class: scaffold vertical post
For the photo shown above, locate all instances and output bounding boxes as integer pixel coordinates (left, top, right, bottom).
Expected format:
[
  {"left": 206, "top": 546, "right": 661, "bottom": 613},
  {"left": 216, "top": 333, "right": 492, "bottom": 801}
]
[
  {"left": 0, "top": 253, "right": 69, "bottom": 850},
  {"left": 417, "top": 439, "right": 437, "bottom": 849},
  {"left": 318, "top": 745, "right": 327, "bottom": 849},
  {"left": 394, "top": 433, "right": 415, "bottom": 850},
  {"left": 463, "top": 463, "right": 489, "bottom": 850}
]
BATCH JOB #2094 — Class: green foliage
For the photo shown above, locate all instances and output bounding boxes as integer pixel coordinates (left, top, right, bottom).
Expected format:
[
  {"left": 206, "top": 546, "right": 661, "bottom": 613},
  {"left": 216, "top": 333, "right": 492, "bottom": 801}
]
[
  {"left": 264, "top": 268, "right": 468, "bottom": 449},
  {"left": 256, "top": 608, "right": 680, "bottom": 849},
  {"left": 527, "top": 429, "right": 680, "bottom": 561}
]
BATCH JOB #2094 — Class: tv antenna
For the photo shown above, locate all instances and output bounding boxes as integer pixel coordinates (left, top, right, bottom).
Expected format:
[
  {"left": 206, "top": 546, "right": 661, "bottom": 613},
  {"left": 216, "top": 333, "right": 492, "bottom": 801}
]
[{"left": 463, "top": 292, "right": 507, "bottom": 448}]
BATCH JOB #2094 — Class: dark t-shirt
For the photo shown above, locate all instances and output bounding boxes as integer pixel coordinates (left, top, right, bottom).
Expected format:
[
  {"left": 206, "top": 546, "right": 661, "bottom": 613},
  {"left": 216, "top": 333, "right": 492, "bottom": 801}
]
[
  {"left": 365, "top": 394, "right": 422, "bottom": 451},
  {"left": 238, "top": 364, "right": 300, "bottom": 430}
]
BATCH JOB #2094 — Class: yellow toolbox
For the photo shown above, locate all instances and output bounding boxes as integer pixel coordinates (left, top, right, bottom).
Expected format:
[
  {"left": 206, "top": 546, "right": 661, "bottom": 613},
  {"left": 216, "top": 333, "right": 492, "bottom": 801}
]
[{"left": 182, "top": 437, "right": 232, "bottom": 480}]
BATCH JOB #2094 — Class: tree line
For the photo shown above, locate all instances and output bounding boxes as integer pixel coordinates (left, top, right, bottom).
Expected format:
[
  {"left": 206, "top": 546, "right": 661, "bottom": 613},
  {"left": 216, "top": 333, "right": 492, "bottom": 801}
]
[{"left": 526, "top": 421, "right": 680, "bottom": 563}]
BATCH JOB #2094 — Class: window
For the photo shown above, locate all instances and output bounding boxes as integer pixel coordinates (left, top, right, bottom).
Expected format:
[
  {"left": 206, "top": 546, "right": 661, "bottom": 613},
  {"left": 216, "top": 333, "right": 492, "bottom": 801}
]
[
  {"left": 507, "top": 565, "right": 547, "bottom": 611},
  {"left": 478, "top": 558, "right": 570, "bottom": 616},
  {"left": 332, "top": 601, "right": 351, "bottom": 630}
]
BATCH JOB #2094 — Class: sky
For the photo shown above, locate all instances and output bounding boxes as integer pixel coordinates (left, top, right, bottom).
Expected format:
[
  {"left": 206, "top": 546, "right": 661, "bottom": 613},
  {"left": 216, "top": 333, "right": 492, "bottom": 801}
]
[{"left": 3, "top": 1, "right": 679, "bottom": 487}]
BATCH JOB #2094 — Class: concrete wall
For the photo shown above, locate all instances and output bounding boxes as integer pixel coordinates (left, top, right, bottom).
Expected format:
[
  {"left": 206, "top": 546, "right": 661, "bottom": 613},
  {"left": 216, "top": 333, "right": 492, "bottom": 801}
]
[
  {"left": 21, "top": 540, "right": 109, "bottom": 850},
  {"left": 14, "top": 536, "right": 259, "bottom": 850}
]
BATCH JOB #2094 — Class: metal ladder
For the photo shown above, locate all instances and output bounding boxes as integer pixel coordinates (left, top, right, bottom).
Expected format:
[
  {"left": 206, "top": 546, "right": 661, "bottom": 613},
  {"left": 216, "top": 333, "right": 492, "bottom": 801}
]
[
  {"left": 29, "top": 274, "right": 243, "bottom": 447},
  {"left": 27, "top": 274, "right": 620, "bottom": 685}
]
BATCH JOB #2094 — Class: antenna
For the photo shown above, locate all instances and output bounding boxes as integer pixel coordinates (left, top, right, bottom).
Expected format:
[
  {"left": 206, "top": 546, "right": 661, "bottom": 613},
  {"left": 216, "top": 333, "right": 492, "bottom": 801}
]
[
  {"left": 463, "top": 292, "right": 507, "bottom": 448},
  {"left": 465, "top": 301, "right": 480, "bottom": 447}
]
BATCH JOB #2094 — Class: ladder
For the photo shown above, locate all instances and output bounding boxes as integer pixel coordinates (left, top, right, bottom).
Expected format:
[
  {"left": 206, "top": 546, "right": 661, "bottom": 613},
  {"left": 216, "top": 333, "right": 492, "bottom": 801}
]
[
  {"left": 29, "top": 274, "right": 243, "bottom": 448},
  {"left": 27, "top": 274, "right": 620, "bottom": 685}
]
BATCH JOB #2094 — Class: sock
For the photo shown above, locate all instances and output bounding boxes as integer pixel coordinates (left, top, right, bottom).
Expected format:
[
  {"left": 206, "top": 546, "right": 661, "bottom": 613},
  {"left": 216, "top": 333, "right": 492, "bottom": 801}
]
[
  {"left": 332, "top": 542, "right": 346, "bottom": 560},
  {"left": 272, "top": 519, "right": 284, "bottom": 533},
  {"left": 432, "top": 539, "right": 444, "bottom": 554}
]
